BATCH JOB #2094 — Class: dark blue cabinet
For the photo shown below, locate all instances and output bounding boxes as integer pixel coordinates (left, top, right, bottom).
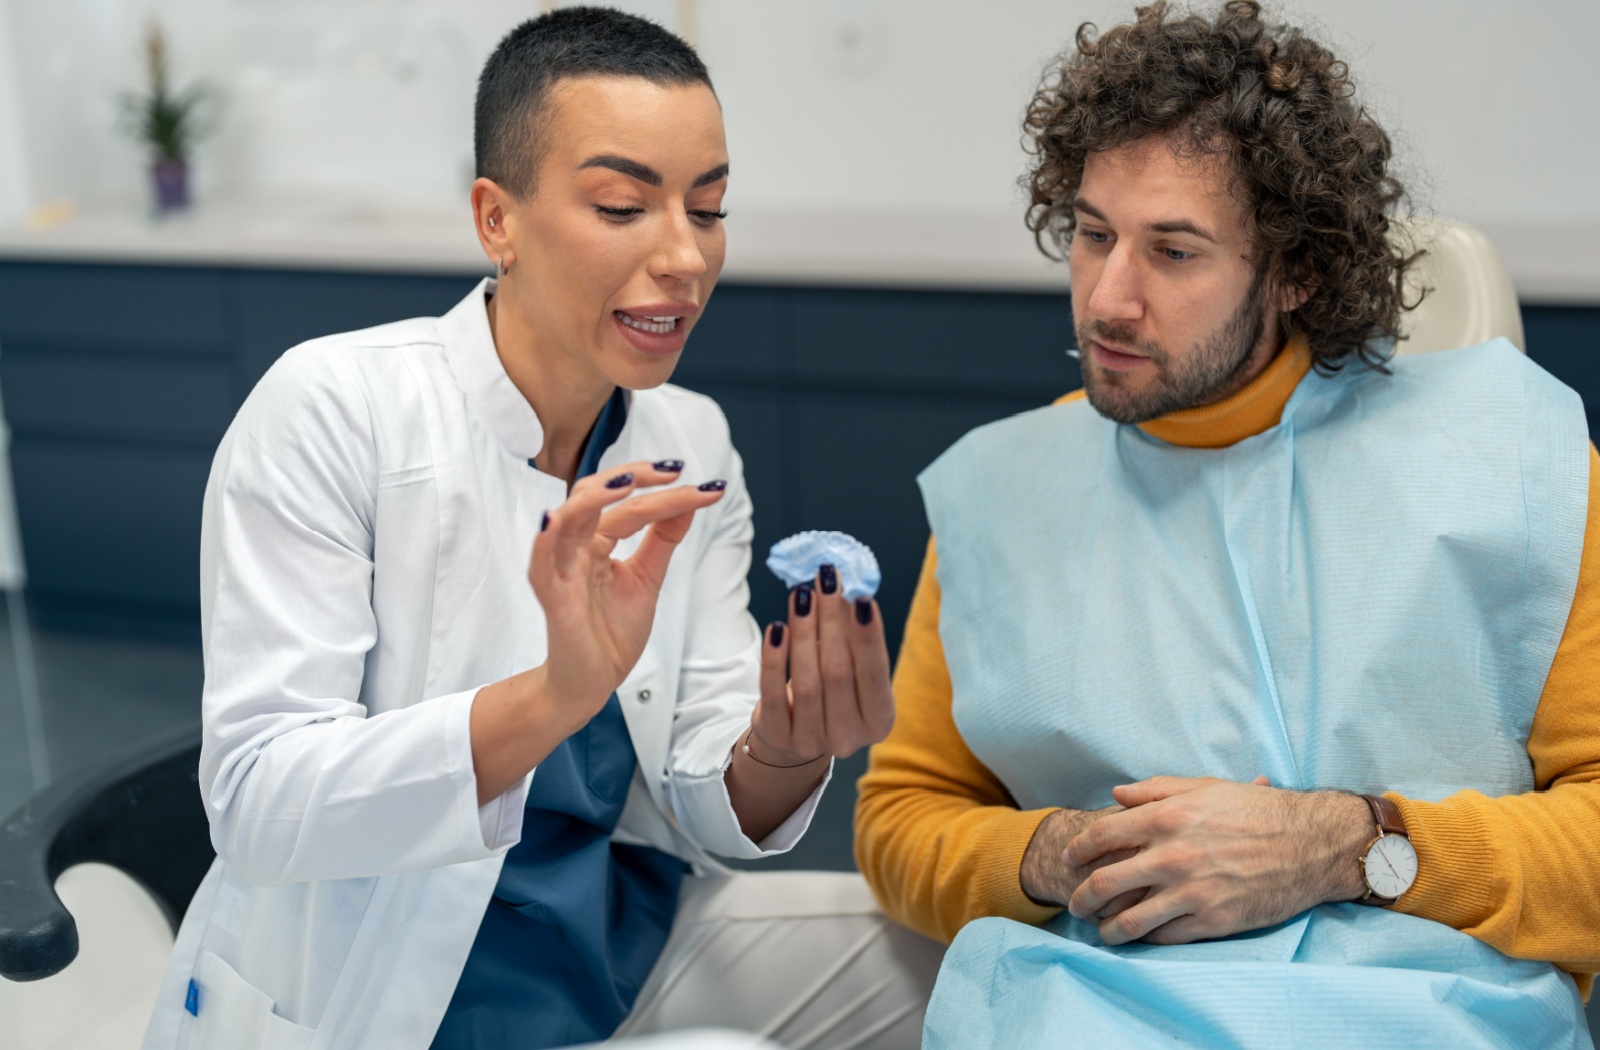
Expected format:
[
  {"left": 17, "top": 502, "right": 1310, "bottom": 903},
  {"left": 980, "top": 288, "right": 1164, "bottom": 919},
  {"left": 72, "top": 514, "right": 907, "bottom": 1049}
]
[
  {"left": 0, "top": 262, "right": 1081, "bottom": 655},
  {"left": 3, "top": 260, "right": 1597, "bottom": 870}
]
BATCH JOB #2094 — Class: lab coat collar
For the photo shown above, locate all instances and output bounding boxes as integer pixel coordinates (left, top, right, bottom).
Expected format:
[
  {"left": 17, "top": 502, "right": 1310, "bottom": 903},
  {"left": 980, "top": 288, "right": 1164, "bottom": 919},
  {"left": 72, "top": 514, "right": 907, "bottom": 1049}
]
[{"left": 439, "top": 278, "right": 547, "bottom": 462}]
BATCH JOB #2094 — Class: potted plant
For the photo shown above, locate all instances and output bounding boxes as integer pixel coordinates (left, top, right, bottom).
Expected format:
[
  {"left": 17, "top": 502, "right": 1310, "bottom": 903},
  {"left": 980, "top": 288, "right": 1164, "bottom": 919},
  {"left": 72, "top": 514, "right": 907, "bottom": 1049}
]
[{"left": 119, "top": 21, "right": 213, "bottom": 213}]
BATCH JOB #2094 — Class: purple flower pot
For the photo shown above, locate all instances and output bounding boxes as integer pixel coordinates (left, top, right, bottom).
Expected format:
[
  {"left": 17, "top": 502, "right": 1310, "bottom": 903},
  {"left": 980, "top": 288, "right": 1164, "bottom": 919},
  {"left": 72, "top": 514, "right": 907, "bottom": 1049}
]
[{"left": 152, "top": 160, "right": 189, "bottom": 212}]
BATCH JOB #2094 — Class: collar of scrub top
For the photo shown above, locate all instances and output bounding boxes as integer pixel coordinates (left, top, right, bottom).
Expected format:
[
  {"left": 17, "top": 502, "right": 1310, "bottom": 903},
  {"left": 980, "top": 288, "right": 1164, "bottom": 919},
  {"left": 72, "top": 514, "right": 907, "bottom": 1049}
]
[
  {"left": 438, "top": 277, "right": 634, "bottom": 465},
  {"left": 570, "top": 385, "right": 628, "bottom": 480}
]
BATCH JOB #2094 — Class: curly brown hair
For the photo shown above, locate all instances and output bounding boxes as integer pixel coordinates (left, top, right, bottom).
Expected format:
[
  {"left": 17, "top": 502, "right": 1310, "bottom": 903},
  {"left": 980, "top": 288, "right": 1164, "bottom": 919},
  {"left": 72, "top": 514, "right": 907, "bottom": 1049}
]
[{"left": 1024, "top": 0, "right": 1419, "bottom": 372}]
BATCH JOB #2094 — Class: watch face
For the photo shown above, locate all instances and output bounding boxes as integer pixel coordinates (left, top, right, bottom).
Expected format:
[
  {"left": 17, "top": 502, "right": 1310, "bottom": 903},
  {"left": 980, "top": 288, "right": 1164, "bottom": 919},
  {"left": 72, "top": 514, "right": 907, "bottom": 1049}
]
[{"left": 1363, "top": 835, "right": 1419, "bottom": 900}]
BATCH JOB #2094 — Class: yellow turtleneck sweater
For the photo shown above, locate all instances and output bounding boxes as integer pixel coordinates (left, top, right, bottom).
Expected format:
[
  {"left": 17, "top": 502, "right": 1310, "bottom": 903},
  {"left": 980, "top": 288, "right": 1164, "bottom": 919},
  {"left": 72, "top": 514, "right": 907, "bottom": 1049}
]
[{"left": 855, "top": 338, "right": 1600, "bottom": 995}]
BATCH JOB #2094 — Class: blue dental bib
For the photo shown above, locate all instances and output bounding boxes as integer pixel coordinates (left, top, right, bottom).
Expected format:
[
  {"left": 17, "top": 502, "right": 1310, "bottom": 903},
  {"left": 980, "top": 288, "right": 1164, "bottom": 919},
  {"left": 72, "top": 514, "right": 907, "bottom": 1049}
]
[{"left": 918, "top": 340, "right": 1591, "bottom": 1048}]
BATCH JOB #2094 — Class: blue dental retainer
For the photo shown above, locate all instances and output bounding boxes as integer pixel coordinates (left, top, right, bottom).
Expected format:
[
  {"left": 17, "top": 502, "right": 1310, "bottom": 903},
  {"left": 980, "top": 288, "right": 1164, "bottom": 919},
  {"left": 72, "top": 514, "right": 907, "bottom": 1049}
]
[{"left": 766, "top": 530, "right": 881, "bottom": 601}]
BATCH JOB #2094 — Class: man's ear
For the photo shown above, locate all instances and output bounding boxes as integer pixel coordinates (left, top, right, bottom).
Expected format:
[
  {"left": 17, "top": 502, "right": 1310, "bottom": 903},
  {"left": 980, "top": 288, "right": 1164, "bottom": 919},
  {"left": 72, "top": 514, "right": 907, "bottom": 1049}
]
[
  {"left": 1280, "top": 281, "right": 1314, "bottom": 313},
  {"left": 1274, "top": 257, "right": 1317, "bottom": 313}
]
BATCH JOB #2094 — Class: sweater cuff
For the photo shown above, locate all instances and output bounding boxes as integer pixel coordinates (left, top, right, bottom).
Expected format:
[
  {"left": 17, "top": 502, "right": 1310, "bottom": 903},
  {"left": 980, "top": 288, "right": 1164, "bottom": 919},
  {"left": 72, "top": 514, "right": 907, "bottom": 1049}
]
[
  {"left": 971, "top": 807, "right": 1065, "bottom": 929},
  {"left": 1385, "top": 791, "right": 1500, "bottom": 929}
]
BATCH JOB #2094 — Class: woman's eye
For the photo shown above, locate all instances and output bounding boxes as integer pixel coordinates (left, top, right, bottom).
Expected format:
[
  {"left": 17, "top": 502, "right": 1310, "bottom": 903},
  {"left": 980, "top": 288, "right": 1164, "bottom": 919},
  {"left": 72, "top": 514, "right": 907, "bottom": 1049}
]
[
  {"left": 595, "top": 205, "right": 644, "bottom": 220},
  {"left": 689, "top": 209, "right": 728, "bottom": 226}
]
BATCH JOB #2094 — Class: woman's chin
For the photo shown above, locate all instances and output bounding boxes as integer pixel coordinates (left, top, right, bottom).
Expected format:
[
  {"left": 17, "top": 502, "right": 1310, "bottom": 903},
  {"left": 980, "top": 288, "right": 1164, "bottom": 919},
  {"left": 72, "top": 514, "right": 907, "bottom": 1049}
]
[{"left": 604, "top": 353, "right": 681, "bottom": 392}]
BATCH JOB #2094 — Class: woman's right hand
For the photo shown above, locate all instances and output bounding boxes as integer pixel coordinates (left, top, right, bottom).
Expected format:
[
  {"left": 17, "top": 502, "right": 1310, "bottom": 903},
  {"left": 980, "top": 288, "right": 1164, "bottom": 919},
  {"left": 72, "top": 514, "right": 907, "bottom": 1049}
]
[
  {"left": 472, "top": 461, "right": 725, "bottom": 804},
  {"left": 528, "top": 460, "right": 727, "bottom": 729}
]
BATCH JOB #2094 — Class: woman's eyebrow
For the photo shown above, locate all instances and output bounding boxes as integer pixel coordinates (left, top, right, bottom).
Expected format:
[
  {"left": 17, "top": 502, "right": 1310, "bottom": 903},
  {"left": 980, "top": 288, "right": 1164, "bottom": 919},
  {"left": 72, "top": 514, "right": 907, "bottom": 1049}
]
[
  {"left": 576, "top": 155, "right": 728, "bottom": 189},
  {"left": 693, "top": 163, "right": 729, "bottom": 188},
  {"left": 578, "top": 154, "right": 662, "bottom": 186}
]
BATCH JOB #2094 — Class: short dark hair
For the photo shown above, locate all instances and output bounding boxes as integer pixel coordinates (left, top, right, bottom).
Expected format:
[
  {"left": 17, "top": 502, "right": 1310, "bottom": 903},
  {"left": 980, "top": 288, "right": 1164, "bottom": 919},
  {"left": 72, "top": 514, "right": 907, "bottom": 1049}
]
[
  {"left": 474, "top": 7, "right": 713, "bottom": 198},
  {"left": 1024, "top": 0, "right": 1418, "bottom": 373}
]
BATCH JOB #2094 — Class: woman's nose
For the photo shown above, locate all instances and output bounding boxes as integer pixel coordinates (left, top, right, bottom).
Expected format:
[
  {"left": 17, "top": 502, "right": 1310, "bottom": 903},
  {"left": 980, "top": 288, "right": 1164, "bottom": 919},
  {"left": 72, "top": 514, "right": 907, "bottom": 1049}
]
[{"left": 651, "top": 212, "right": 710, "bottom": 284}]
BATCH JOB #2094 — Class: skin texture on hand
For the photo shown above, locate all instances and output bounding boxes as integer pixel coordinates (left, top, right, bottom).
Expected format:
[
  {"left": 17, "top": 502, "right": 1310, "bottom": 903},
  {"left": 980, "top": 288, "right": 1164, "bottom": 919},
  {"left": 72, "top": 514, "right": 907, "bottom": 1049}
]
[
  {"left": 1018, "top": 806, "right": 1129, "bottom": 908},
  {"left": 1064, "top": 776, "right": 1372, "bottom": 946}
]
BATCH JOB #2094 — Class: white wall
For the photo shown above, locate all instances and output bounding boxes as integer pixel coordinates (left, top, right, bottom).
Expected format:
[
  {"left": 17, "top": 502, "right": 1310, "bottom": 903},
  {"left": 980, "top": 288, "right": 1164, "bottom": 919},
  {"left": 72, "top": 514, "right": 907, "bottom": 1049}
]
[
  {"left": 0, "top": 1, "right": 34, "bottom": 226},
  {"left": 1, "top": 0, "right": 1596, "bottom": 232}
]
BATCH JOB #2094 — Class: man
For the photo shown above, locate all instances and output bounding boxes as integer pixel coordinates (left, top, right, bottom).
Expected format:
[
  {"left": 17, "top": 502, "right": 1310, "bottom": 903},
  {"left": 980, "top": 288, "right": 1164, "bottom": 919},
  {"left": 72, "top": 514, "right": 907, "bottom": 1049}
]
[
  {"left": 142, "top": 10, "right": 936, "bottom": 1050},
  {"left": 856, "top": 2, "right": 1600, "bottom": 1045}
]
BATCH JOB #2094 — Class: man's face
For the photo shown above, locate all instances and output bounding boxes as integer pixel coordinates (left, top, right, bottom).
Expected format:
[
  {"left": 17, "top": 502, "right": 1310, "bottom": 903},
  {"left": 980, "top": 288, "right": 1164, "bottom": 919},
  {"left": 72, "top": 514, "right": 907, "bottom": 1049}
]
[
  {"left": 503, "top": 76, "right": 728, "bottom": 390},
  {"left": 1069, "top": 136, "right": 1283, "bottom": 424}
]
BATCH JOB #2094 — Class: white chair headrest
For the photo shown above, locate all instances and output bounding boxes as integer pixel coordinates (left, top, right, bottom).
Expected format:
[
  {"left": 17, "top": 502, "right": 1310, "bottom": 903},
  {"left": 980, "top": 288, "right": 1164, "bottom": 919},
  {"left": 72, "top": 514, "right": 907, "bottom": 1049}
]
[{"left": 1392, "top": 217, "right": 1524, "bottom": 356}]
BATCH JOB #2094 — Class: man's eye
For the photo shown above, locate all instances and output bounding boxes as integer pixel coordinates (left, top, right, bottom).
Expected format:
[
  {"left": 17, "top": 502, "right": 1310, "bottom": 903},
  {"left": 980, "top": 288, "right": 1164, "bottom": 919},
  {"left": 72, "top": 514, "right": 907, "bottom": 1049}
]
[
  {"left": 1163, "top": 248, "right": 1195, "bottom": 262},
  {"left": 1082, "top": 230, "right": 1111, "bottom": 245},
  {"left": 595, "top": 205, "right": 644, "bottom": 220}
]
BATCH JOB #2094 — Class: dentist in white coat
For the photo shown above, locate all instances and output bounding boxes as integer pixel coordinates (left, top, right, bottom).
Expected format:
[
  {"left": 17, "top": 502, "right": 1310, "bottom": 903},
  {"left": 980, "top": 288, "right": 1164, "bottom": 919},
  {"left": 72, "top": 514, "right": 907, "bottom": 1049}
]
[{"left": 140, "top": 10, "right": 937, "bottom": 1050}]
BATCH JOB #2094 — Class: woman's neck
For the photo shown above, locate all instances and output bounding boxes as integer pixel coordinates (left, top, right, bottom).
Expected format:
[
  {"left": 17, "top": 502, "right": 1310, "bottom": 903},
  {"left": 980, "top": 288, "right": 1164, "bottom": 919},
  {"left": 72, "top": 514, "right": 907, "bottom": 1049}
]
[{"left": 487, "top": 284, "right": 614, "bottom": 487}]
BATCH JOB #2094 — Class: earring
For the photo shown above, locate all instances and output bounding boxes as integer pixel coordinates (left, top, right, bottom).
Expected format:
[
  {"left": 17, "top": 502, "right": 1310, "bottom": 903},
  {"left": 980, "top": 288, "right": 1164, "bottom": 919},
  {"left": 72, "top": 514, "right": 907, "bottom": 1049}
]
[
  {"left": 497, "top": 257, "right": 510, "bottom": 276},
  {"left": 488, "top": 216, "right": 497, "bottom": 229}
]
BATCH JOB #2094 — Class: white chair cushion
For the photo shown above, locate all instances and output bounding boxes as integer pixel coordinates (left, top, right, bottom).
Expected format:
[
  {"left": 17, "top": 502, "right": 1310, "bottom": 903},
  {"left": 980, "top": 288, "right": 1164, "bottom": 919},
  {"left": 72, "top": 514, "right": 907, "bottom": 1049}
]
[{"left": 0, "top": 863, "right": 174, "bottom": 1050}]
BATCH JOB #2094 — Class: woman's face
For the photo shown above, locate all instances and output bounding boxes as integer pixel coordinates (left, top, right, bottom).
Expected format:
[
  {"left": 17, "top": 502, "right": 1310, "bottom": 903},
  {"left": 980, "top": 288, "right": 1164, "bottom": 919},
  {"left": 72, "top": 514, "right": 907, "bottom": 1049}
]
[{"left": 494, "top": 76, "right": 729, "bottom": 392}]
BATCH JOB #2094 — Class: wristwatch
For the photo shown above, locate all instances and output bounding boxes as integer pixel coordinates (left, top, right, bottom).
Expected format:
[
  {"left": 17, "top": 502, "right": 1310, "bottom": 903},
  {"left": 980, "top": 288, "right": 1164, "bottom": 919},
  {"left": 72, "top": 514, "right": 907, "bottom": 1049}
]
[{"left": 1355, "top": 794, "right": 1418, "bottom": 906}]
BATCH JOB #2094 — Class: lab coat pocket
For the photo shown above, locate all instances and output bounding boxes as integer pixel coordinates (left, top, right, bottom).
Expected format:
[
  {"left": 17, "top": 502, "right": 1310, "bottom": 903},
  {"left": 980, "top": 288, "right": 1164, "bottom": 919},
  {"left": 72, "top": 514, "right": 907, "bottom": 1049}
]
[{"left": 187, "top": 950, "right": 314, "bottom": 1050}]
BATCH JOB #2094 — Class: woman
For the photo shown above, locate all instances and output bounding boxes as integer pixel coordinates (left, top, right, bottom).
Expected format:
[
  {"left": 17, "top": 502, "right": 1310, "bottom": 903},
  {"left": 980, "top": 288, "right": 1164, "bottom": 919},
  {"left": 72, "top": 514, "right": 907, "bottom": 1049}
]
[{"left": 141, "top": 10, "right": 937, "bottom": 1050}]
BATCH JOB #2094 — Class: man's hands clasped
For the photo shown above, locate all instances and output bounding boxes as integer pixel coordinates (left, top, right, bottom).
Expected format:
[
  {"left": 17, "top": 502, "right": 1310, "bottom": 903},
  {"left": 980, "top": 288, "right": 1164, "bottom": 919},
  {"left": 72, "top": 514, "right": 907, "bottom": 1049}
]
[{"left": 1022, "top": 775, "right": 1373, "bottom": 947}]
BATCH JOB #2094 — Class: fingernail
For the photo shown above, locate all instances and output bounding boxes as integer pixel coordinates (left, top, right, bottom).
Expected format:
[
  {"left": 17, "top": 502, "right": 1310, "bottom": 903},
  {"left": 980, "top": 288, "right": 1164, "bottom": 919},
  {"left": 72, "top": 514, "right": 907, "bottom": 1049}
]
[
  {"left": 606, "top": 472, "right": 635, "bottom": 489},
  {"left": 540, "top": 511, "right": 550, "bottom": 532},
  {"left": 819, "top": 564, "right": 838, "bottom": 595},
  {"left": 855, "top": 598, "right": 873, "bottom": 625},
  {"left": 769, "top": 622, "right": 785, "bottom": 647},
  {"left": 698, "top": 479, "right": 727, "bottom": 492},
  {"left": 794, "top": 585, "right": 812, "bottom": 617},
  {"left": 654, "top": 459, "right": 684, "bottom": 472}
]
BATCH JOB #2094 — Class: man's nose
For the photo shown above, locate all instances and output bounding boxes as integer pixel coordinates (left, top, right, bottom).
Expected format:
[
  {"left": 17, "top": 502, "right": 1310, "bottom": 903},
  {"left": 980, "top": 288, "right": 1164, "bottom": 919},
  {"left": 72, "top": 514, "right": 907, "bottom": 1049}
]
[
  {"left": 1086, "top": 244, "right": 1145, "bottom": 323},
  {"left": 650, "top": 211, "right": 709, "bottom": 284}
]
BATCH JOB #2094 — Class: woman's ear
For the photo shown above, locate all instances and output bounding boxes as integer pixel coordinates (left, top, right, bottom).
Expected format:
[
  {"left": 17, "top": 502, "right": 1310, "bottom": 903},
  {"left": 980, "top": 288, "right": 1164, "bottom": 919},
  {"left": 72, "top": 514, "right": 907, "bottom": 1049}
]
[{"left": 471, "top": 177, "right": 518, "bottom": 274}]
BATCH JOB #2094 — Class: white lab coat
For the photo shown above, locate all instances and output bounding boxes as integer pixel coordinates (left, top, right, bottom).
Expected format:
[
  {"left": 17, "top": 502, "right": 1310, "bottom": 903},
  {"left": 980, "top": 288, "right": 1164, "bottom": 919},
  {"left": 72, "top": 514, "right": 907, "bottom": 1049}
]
[{"left": 141, "top": 281, "right": 827, "bottom": 1050}]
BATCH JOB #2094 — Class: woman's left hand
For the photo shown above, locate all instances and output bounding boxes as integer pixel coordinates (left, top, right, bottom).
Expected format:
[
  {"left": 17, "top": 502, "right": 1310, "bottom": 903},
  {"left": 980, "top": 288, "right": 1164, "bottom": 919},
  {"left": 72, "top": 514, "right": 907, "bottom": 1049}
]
[{"left": 748, "top": 564, "right": 895, "bottom": 765}]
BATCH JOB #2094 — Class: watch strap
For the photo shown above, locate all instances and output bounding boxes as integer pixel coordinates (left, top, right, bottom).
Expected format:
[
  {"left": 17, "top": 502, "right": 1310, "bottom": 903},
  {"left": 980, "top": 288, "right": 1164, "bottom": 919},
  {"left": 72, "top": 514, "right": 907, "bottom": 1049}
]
[{"left": 1361, "top": 794, "right": 1407, "bottom": 837}]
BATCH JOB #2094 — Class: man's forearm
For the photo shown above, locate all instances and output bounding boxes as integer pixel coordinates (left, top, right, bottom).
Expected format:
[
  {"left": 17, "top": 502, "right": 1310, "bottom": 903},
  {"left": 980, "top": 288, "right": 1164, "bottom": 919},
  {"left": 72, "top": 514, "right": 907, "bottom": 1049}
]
[{"left": 1020, "top": 807, "right": 1118, "bottom": 907}]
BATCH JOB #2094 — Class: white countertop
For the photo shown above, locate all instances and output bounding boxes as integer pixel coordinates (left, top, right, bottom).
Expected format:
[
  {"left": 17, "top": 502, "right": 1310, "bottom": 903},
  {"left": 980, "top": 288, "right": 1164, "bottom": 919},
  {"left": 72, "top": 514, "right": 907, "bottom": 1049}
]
[{"left": 0, "top": 200, "right": 1595, "bottom": 303}]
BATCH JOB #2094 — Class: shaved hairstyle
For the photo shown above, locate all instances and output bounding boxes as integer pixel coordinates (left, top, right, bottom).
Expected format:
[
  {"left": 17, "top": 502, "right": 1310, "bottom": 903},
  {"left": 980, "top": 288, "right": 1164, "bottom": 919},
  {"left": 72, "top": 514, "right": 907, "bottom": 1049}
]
[{"left": 474, "top": 6, "right": 713, "bottom": 198}]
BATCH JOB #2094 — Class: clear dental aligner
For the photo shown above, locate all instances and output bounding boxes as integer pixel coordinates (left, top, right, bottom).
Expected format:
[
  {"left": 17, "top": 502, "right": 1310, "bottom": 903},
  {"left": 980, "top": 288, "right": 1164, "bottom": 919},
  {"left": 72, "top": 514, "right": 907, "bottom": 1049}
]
[{"left": 767, "top": 531, "right": 881, "bottom": 601}]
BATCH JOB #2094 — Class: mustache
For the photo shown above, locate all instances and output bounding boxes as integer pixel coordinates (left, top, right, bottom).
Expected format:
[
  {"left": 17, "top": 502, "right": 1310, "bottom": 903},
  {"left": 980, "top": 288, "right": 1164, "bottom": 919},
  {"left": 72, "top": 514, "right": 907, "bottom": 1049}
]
[{"left": 1078, "top": 321, "right": 1165, "bottom": 361}]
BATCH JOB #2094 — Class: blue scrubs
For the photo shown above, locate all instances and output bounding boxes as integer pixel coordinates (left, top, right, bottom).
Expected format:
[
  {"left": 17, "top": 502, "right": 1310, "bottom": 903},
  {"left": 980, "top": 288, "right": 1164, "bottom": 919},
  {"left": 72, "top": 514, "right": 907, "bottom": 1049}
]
[{"left": 432, "top": 388, "right": 687, "bottom": 1049}]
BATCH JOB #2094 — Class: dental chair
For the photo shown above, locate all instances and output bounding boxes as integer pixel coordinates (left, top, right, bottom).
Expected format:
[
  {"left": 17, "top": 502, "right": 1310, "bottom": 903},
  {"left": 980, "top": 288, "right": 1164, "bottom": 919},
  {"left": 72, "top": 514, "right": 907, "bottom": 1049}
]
[
  {"left": 0, "top": 217, "right": 1585, "bottom": 1047},
  {"left": 1391, "top": 216, "right": 1526, "bottom": 355},
  {"left": 0, "top": 722, "right": 206, "bottom": 1048}
]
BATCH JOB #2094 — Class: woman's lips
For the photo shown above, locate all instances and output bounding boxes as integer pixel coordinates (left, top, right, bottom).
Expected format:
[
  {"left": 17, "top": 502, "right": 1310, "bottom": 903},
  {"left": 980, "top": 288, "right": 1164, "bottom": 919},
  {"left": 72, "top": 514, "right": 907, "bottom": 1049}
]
[
  {"left": 1091, "top": 340, "right": 1149, "bottom": 371},
  {"left": 613, "top": 310, "right": 689, "bottom": 355}
]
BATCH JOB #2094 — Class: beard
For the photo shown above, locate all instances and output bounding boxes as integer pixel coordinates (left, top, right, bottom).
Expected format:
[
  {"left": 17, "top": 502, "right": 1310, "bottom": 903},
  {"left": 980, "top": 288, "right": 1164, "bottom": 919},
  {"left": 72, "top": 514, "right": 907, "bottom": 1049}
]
[{"left": 1076, "top": 269, "right": 1270, "bottom": 425}]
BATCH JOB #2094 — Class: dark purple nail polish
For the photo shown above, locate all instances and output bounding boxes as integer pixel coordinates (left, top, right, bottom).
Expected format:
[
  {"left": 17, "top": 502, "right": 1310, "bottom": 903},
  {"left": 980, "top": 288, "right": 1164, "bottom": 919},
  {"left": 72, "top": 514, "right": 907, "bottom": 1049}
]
[
  {"left": 540, "top": 511, "right": 550, "bottom": 532},
  {"left": 606, "top": 472, "right": 635, "bottom": 489},
  {"left": 698, "top": 479, "right": 727, "bottom": 492},
  {"left": 769, "top": 622, "right": 785, "bottom": 647},
  {"left": 654, "top": 459, "right": 685, "bottom": 473},
  {"left": 855, "top": 598, "right": 873, "bottom": 626},
  {"left": 819, "top": 564, "right": 838, "bottom": 595},
  {"left": 794, "top": 585, "right": 812, "bottom": 617}
]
